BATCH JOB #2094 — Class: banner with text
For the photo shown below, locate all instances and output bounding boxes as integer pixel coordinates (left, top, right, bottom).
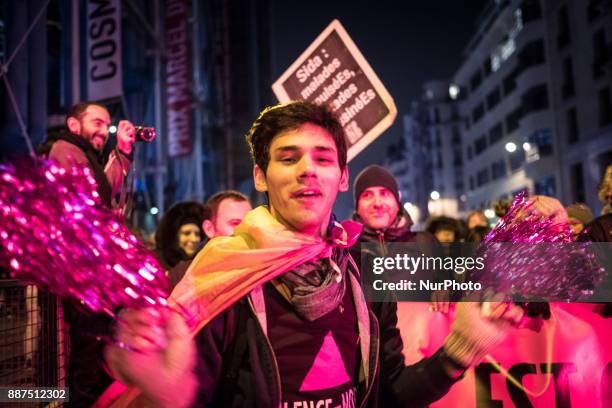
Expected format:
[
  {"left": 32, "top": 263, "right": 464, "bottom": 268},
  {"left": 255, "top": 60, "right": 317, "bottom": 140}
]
[
  {"left": 396, "top": 303, "right": 612, "bottom": 407},
  {"left": 86, "top": 0, "right": 123, "bottom": 101},
  {"left": 165, "top": 0, "right": 192, "bottom": 157},
  {"left": 272, "top": 20, "right": 396, "bottom": 162}
]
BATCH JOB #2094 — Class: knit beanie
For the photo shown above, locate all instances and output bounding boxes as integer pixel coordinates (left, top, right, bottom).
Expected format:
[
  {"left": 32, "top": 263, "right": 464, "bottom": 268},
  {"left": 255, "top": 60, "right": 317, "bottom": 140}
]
[
  {"left": 353, "top": 165, "right": 400, "bottom": 207},
  {"left": 565, "top": 203, "right": 594, "bottom": 225}
]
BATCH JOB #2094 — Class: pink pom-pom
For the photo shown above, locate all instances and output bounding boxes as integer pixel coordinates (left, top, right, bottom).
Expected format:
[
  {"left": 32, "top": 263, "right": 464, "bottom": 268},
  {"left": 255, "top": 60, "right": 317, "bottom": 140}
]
[
  {"left": 472, "top": 192, "right": 604, "bottom": 300},
  {"left": 0, "top": 158, "right": 169, "bottom": 316}
]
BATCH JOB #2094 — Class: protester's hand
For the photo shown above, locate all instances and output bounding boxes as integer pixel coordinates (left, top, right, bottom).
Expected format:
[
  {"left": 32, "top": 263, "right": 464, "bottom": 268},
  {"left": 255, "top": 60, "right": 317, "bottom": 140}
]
[
  {"left": 430, "top": 290, "right": 451, "bottom": 313},
  {"left": 105, "top": 307, "right": 197, "bottom": 408},
  {"left": 116, "top": 120, "right": 136, "bottom": 155},
  {"left": 443, "top": 297, "right": 523, "bottom": 369}
]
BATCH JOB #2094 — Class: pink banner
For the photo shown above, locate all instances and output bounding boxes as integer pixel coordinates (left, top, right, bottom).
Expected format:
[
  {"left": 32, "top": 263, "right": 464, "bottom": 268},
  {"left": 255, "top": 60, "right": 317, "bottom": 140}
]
[{"left": 396, "top": 302, "right": 612, "bottom": 407}]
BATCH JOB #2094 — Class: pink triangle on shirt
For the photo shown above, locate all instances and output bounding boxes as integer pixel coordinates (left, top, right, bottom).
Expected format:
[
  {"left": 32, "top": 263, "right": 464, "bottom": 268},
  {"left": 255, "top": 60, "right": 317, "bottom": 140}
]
[{"left": 299, "top": 330, "right": 351, "bottom": 391}]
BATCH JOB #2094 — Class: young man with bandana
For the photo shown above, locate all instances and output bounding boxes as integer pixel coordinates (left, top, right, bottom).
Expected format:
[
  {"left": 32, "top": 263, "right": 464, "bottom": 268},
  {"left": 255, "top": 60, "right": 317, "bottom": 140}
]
[{"left": 103, "top": 101, "right": 523, "bottom": 408}]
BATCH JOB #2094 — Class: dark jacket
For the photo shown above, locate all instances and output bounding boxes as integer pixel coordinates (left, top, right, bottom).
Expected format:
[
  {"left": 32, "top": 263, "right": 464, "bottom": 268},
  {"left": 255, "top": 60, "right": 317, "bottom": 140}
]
[
  {"left": 191, "top": 248, "right": 458, "bottom": 408},
  {"left": 579, "top": 213, "right": 612, "bottom": 243},
  {"left": 578, "top": 214, "right": 612, "bottom": 315},
  {"left": 350, "top": 210, "right": 436, "bottom": 257},
  {"left": 43, "top": 133, "right": 131, "bottom": 208},
  {"left": 351, "top": 210, "right": 441, "bottom": 300},
  {"left": 42, "top": 133, "right": 130, "bottom": 406}
]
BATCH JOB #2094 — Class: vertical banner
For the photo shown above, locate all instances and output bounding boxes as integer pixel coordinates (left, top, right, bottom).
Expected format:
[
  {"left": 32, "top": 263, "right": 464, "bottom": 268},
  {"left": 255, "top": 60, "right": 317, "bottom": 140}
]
[
  {"left": 165, "top": 0, "right": 192, "bottom": 157},
  {"left": 86, "top": 0, "right": 123, "bottom": 101},
  {"left": 272, "top": 20, "right": 396, "bottom": 162}
]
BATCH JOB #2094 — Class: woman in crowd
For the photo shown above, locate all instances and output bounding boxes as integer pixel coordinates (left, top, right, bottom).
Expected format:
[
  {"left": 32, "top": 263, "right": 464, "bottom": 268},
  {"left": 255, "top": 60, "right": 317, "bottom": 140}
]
[{"left": 155, "top": 201, "right": 207, "bottom": 271}]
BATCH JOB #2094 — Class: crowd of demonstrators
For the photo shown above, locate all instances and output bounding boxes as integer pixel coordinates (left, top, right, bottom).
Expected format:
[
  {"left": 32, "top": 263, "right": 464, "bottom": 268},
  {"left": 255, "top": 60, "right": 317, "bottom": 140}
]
[
  {"left": 105, "top": 101, "right": 524, "bottom": 408},
  {"left": 37, "top": 102, "right": 136, "bottom": 407},
  {"left": 19, "top": 98, "right": 610, "bottom": 407}
]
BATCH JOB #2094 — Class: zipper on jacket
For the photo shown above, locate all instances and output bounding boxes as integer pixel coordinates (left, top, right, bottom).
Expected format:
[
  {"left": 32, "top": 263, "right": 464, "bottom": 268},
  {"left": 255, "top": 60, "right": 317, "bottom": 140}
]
[
  {"left": 247, "top": 296, "right": 282, "bottom": 407},
  {"left": 359, "top": 312, "right": 380, "bottom": 408},
  {"left": 377, "top": 230, "right": 387, "bottom": 256}
]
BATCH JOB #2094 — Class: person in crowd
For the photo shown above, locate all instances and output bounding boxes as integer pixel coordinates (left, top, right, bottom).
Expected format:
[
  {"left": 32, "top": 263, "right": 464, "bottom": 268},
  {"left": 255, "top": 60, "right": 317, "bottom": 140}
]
[
  {"left": 425, "top": 216, "right": 461, "bottom": 243},
  {"left": 202, "top": 190, "right": 252, "bottom": 240},
  {"left": 578, "top": 212, "right": 612, "bottom": 317},
  {"left": 38, "top": 102, "right": 136, "bottom": 407},
  {"left": 105, "top": 101, "right": 524, "bottom": 408},
  {"left": 350, "top": 165, "right": 436, "bottom": 302},
  {"left": 565, "top": 203, "right": 594, "bottom": 240},
  {"left": 351, "top": 165, "right": 435, "bottom": 246},
  {"left": 466, "top": 210, "right": 488, "bottom": 229},
  {"left": 167, "top": 191, "right": 253, "bottom": 289},
  {"left": 155, "top": 201, "right": 207, "bottom": 271},
  {"left": 493, "top": 198, "right": 512, "bottom": 218},
  {"left": 597, "top": 164, "right": 612, "bottom": 215},
  {"left": 465, "top": 225, "right": 491, "bottom": 243},
  {"left": 39, "top": 102, "right": 135, "bottom": 213}
]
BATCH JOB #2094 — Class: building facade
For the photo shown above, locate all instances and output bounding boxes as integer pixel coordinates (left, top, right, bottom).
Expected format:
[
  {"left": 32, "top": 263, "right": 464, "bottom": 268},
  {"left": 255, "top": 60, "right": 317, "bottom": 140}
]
[
  {"left": 382, "top": 103, "right": 434, "bottom": 226},
  {"left": 423, "top": 0, "right": 612, "bottom": 215},
  {"left": 423, "top": 80, "right": 466, "bottom": 217}
]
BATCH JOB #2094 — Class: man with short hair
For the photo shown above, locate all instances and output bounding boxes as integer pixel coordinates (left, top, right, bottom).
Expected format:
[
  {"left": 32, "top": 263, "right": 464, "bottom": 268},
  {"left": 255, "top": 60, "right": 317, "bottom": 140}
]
[
  {"left": 105, "top": 101, "right": 523, "bottom": 408},
  {"left": 202, "top": 190, "right": 252, "bottom": 239},
  {"left": 40, "top": 102, "right": 136, "bottom": 210}
]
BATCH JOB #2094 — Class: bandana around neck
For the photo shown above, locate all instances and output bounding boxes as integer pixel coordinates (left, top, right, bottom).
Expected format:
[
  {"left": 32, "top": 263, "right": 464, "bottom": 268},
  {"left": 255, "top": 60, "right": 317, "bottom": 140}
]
[{"left": 170, "top": 205, "right": 362, "bottom": 334}]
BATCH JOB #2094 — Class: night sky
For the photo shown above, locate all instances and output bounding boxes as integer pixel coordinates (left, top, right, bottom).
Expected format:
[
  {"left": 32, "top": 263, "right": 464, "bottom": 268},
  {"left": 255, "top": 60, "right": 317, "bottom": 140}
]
[{"left": 270, "top": 0, "right": 488, "bottom": 217}]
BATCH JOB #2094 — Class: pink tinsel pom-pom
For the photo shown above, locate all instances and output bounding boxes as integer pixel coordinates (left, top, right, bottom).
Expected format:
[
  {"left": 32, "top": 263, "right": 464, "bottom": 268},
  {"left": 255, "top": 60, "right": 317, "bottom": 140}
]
[
  {"left": 471, "top": 192, "right": 604, "bottom": 301},
  {"left": 0, "top": 158, "right": 169, "bottom": 316}
]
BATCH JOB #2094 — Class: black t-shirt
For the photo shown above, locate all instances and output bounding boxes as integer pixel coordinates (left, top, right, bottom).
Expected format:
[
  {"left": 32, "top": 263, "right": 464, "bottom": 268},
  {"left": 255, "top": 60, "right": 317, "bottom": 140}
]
[{"left": 264, "top": 280, "right": 360, "bottom": 408}]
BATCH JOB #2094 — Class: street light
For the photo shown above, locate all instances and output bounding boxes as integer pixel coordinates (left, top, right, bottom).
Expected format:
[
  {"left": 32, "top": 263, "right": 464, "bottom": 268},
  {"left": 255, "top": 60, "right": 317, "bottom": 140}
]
[
  {"left": 150, "top": 207, "right": 159, "bottom": 215},
  {"left": 448, "top": 84, "right": 460, "bottom": 100},
  {"left": 430, "top": 191, "right": 440, "bottom": 200},
  {"left": 505, "top": 142, "right": 517, "bottom": 153},
  {"left": 109, "top": 125, "right": 117, "bottom": 134}
]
